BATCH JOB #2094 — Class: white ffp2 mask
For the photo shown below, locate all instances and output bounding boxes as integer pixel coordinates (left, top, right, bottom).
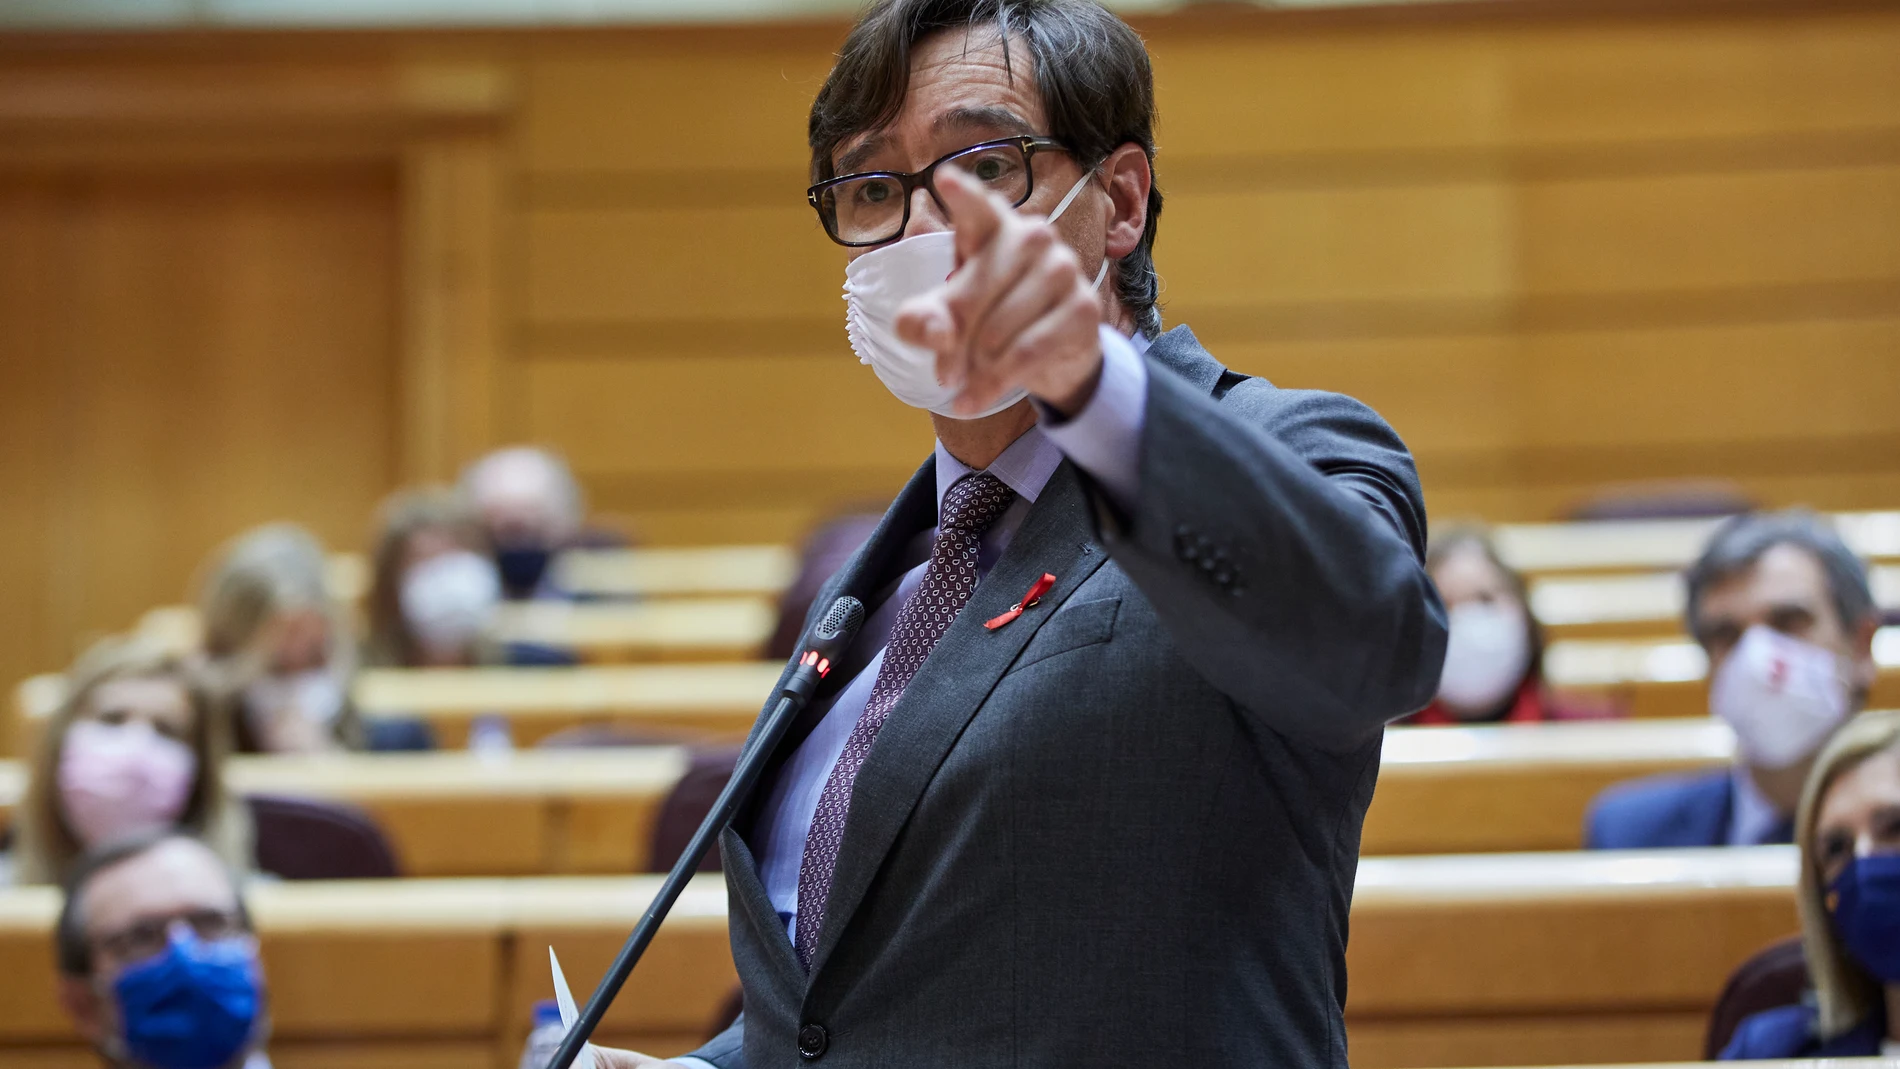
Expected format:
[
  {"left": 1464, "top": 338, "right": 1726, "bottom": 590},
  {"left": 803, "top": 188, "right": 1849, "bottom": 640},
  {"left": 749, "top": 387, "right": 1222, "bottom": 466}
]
[
  {"left": 842, "top": 171, "right": 1108, "bottom": 420},
  {"left": 401, "top": 550, "right": 501, "bottom": 655},
  {"left": 1435, "top": 602, "right": 1533, "bottom": 716},
  {"left": 1710, "top": 624, "right": 1851, "bottom": 769}
]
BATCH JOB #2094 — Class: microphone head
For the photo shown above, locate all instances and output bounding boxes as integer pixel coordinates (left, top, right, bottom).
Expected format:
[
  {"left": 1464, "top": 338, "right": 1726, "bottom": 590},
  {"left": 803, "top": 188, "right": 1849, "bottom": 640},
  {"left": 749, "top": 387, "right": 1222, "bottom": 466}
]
[{"left": 808, "top": 596, "right": 865, "bottom": 661}]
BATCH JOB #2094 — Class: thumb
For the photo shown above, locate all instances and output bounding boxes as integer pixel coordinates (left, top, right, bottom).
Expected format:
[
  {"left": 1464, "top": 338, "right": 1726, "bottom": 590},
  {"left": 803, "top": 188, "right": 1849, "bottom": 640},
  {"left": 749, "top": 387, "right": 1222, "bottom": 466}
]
[{"left": 589, "top": 1047, "right": 670, "bottom": 1068}]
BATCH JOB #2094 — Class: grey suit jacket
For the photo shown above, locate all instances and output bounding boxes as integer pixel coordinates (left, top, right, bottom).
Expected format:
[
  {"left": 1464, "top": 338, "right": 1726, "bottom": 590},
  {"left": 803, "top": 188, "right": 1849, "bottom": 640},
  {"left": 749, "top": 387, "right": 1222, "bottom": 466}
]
[{"left": 691, "top": 325, "right": 1447, "bottom": 1068}]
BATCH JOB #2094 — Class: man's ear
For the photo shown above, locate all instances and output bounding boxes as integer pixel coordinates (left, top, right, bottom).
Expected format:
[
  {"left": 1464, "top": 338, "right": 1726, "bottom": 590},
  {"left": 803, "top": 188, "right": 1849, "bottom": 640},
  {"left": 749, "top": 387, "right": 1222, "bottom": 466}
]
[
  {"left": 57, "top": 974, "right": 107, "bottom": 1045},
  {"left": 1099, "top": 142, "right": 1151, "bottom": 262}
]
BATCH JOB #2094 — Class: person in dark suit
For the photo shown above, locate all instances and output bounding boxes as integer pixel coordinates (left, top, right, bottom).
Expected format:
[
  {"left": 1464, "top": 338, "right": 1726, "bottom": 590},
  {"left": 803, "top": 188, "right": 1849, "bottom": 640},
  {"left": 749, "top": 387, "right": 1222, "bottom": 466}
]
[
  {"left": 598, "top": 2, "right": 1446, "bottom": 1066},
  {"left": 1585, "top": 510, "right": 1880, "bottom": 850},
  {"left": 1719, "top": 709, "right": 1900, "bottom": 1058}
]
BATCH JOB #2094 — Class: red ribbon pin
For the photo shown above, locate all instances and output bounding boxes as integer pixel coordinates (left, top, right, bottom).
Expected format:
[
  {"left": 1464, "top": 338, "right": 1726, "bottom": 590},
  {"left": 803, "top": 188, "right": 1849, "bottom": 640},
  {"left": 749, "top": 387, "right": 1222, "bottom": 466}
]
[{"left": 985, "top": 572, "right": 1058, "bottom": 631}]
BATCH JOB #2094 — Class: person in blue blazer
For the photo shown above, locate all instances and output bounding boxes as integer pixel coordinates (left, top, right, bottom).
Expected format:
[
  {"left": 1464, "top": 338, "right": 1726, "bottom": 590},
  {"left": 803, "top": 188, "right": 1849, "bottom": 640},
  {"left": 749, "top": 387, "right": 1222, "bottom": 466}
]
[
  {"left": 1720, "top": 709, "right": 1900, "bottom": 1058},
  {"left": 1585, "top": 510, "right": 1879, "bottom": 850}
]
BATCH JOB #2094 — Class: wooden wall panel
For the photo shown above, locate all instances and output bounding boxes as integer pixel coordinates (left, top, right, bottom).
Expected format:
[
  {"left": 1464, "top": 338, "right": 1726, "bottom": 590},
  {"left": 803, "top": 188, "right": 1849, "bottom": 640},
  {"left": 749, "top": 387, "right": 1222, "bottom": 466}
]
[{"left": 0, "top": 167, "right": 399, "bottom": 693}]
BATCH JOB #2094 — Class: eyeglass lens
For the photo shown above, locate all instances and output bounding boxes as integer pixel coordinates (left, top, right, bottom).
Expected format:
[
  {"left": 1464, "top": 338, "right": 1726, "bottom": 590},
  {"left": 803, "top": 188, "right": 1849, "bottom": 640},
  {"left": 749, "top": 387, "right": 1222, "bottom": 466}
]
[
  {"left": 98, "top": 909, "right": 241, "bottom": 962},
  {"left": 822, "top": 141, "right": 1035, "bottom": 245}
]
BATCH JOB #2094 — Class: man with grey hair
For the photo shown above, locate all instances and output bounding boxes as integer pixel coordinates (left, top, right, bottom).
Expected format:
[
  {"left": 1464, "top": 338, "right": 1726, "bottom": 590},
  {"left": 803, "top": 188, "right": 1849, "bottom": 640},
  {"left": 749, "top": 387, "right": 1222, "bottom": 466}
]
[
  {"left": 1586, "top": 509, "right": 1881, "bottom": 849},
  {"left": 55, "top": 832, "right": 271, "bottom": 1069},
  {"left": 459, "top": 446, "right": 587, "bottom": 599},
  {"left": 599, "top": 0, "right": 1444, "bottom": 1065}
]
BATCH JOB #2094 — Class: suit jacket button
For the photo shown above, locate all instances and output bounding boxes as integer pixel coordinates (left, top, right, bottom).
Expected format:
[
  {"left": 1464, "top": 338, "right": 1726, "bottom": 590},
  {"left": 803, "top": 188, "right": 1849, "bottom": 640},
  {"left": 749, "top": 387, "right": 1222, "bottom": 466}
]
[
  {"left": 798, "top": 1023, "right": 829, "bottom": 1060},
  {"left": 1214, "top": 567, "right": 1235, "bottom": 586}
]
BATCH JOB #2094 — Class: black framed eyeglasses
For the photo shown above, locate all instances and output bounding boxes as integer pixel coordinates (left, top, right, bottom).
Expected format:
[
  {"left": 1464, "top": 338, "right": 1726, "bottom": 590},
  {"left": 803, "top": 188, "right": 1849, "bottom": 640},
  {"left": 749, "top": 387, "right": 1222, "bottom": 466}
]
[
  {"left": 807, "top": 135, "right": 1071, "bottom": 247},
  {"left": 93, "top": 908, "right": 246, "bottom": 966}
]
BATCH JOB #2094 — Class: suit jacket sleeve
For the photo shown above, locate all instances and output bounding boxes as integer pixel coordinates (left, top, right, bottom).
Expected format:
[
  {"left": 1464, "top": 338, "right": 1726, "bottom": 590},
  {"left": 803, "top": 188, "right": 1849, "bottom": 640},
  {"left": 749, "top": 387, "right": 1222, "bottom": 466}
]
[
  {"left": 1095, "top": 359, "right": 1447, "bottom": 750},
  {"left": 681, "top": 1014, "right": 745, "bottom": 1068}
]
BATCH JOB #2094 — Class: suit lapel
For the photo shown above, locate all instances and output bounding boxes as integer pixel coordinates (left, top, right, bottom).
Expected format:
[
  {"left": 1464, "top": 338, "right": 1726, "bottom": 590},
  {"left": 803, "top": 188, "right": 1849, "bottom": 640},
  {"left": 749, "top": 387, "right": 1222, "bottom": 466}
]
[{"left": 808, "top": 460, "right": 1110, "bottom": 976}]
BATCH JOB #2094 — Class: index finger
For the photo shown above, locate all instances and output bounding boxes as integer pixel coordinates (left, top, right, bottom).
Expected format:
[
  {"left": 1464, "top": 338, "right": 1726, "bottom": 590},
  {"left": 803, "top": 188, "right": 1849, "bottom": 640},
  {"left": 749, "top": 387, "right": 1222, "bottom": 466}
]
[{"left": 934, "top": 167, "right": 1011, "bottom": 265}]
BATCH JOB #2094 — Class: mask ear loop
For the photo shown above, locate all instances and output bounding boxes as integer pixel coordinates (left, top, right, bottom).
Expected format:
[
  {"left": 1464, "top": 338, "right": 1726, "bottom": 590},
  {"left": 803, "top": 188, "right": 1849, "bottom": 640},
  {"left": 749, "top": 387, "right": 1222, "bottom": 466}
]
[{"left": 1043, "top": 170, "right": 1114, "bottom": 293}]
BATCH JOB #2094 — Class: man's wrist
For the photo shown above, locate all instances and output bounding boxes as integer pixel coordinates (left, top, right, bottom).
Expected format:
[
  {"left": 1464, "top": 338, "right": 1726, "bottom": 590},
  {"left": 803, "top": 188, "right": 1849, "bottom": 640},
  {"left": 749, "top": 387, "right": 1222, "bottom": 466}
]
[{"left": 1043, "top": 355, "right": 1105, "bottom": 422}]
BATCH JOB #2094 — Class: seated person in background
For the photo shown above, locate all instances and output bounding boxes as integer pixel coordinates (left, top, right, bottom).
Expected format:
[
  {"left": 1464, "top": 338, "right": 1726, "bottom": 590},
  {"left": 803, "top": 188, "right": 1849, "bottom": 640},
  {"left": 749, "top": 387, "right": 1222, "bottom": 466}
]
[
  {"left": 56, "top": 832, "right": 271, "bottom": 1069},
  {"left": 197, "top": 524, "right": 361, "bottom": 753},
  {"left": 8, "top": 638, "right": 250, "bottom": 885},
  {"left": 1587, "top": 510, "right": 1879, "bottom": 849},
  {"left": 1720, "top": 708, "right": 1900, "bottom": 1058},
  {"left": 459, "top": 446, "right": 589, "bottom": 600},
  {"left": 365, "top": 488, "right": 504, "bottom": 668},
  {"left": 1405, "top": 525, "right": 1616, "bottom": 725}
]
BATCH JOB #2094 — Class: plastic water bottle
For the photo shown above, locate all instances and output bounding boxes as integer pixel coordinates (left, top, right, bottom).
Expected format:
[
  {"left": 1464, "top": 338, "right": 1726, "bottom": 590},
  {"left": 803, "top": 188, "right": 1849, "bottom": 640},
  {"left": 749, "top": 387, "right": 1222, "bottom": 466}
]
[
  {"left": 519, "top": 999, "right": 564, "bottom": 1069},
  {"left": 470, "top": 713, "right": 515, "bottom": 757}
]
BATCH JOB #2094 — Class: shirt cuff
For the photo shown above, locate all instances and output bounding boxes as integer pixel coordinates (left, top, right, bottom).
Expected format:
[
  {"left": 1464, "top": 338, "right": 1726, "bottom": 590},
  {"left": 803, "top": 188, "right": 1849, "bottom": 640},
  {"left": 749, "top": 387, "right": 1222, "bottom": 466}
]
[
  {"left": 670, "top": 1058, "right": 719, "bottom": 1068},
  {"left": 1037, "top": 323, "right": 1148, "bottom": 509}
]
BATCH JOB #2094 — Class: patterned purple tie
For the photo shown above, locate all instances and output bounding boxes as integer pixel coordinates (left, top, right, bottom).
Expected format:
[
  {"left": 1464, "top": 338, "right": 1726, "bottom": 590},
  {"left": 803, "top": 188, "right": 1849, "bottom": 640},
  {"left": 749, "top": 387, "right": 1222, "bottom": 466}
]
[{"left": 794, "top": 471, "right": 1016, "bottom": 970}]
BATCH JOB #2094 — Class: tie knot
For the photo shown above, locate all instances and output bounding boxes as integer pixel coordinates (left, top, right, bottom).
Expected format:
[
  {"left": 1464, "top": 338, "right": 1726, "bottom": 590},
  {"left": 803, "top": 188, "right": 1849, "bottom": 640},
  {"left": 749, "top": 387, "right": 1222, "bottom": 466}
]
[{"left": 940, "top": 472, "right": 1015, "bottom": 535}]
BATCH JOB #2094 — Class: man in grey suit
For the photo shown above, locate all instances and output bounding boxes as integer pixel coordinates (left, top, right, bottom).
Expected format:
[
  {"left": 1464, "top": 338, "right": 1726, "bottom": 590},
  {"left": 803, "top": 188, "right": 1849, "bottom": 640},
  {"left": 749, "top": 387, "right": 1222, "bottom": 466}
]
[{"left": 604, "top": 1, "right": 1445, "bottom": 1065}]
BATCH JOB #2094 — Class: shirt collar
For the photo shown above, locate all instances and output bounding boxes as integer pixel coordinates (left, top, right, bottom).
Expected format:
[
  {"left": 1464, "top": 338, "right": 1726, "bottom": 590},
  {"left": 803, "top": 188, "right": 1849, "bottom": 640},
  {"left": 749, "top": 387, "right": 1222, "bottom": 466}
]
[
  {"left": 1728, "top": 764, "right": 1788, "bottom": 846},
  {"left": 933, "top": 422, "right": 1065, "bottom": 515},
  {"left": 1129, "top": 330, "right": 1153, "bottom": 356}
]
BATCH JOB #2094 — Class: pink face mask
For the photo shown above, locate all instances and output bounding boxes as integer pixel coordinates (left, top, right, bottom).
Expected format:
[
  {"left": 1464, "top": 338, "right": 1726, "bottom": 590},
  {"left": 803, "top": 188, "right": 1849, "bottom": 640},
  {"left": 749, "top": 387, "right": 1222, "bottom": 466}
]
[{"left": 56, "top": 719, "right": 198, "bottom": 848}]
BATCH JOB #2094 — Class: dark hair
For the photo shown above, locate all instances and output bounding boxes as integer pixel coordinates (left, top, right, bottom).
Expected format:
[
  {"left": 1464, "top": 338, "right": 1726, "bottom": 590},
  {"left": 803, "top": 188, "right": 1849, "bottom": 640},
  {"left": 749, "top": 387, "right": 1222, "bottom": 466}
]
[
  {"left": 1684, "top": 509, "right": 1876, "bottom": 646},
  {"left": 810, "top": 0, "right": 1164, "bottom": 337},
  {"left": 56, "top": 831, "right": 250, "bottom": 977},
  {"left": 1427, "top": 524, "right": 1545, "bottom": 691}
]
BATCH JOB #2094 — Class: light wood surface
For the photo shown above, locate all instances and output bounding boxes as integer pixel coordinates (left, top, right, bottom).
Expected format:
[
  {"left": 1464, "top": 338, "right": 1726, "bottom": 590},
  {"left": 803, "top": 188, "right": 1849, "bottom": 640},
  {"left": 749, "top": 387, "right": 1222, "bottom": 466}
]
[
  {"left": 14, "top": 661, "right": 782, "bottom": 752},
  {"left": 490, "top": 597, "right": 776, "bottom": 663},
  {"left": 1531, "top": 563, "right": 1900, "bottom": 639},
  {"left": 1497, "top": 511, "right": 1900, "bottom": 576},
  {"left": 553, "top": 544, "right": 798, "bottom": 600},
  {"left": 0, "top": 851, "right": 1801, "bottom": 1067},
  {"left": 0, "top": 748, "right": 688, "bottom": 877},
  {"left": 1365, "top": 718, "right": 1733, "bottom": 855},
  {"left": 5, "top": 4, "right": 1900, "bottom": 703},
  {"left": 1547, "top": 626, "right": 1900, "bottom": 719},
  {"left": 0, "top": 717, "right": 1744, "bottom": 871}
]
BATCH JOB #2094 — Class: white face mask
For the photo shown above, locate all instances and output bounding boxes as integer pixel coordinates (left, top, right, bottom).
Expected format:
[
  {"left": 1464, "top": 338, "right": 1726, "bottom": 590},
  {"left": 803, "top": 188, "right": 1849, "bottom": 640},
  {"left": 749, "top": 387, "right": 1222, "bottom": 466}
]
[
  {"left": 244, "top": 669, "right": 345, "bottom": 727},
  {"left": 1710, "top": 624, "right": 1852, "bottom": 769},
  {"left": 842, "top": 171, "right": 1108, "bottom": 420},
  {"left": 400, "top": 551, "right": 501, "bottom": 654},
  {"left": 1435, "top": 602, "right": 1533, "bottom": 716}
]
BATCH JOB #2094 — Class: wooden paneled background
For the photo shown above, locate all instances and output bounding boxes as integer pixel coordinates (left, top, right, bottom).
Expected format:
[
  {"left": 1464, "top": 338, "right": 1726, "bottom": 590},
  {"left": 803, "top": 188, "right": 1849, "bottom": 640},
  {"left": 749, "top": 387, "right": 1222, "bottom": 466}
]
[{"left": 2, "top": 1, "right": 1899, "bottom": 690}]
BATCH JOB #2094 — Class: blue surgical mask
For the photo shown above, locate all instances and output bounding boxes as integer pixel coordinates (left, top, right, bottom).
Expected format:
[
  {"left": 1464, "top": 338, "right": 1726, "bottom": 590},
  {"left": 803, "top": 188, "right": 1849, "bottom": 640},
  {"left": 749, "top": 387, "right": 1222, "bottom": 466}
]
[
  {"left": 111, "top": 929, "right": 262, "bottom": 1069},
  {"left": 1830, "top": 853, "right": 1900, "bottom": 983}
]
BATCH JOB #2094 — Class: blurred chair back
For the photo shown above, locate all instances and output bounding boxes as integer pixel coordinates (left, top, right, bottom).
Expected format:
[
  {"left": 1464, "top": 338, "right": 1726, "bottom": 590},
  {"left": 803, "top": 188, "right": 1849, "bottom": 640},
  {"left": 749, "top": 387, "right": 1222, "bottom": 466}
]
[
  {"left": 649, "top": 747, "right": 741, "bottom": 872},
  {"left": 766, "top": 512, "right": 884, "bottom": 659},
  {"left": 249, "top": 794, "right": 400, "bottom": 879},
  {"left": 1703, "top": 934, "right": 1809, "bottom": 1058}
]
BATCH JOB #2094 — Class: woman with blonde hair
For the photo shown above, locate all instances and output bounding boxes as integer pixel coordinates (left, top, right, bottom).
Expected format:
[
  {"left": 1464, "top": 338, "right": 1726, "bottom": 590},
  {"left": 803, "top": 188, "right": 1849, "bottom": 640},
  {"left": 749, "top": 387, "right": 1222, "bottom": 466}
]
[
  {"left": 1721, "top": 708, "right": 1900, "bottom": 1057},
  {"left": 6, "top": 637, "right": 251, "bottom": 885},
  {"left": 198, "top": 522, "right": 361, "bottom": 752}
]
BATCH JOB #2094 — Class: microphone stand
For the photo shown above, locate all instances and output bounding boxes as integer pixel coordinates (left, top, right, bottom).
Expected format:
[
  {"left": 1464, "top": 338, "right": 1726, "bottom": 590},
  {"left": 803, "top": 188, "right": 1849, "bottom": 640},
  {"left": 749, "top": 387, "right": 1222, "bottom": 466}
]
[{"left": 544, "top": 597, "right": 864, "bottom": 1069}]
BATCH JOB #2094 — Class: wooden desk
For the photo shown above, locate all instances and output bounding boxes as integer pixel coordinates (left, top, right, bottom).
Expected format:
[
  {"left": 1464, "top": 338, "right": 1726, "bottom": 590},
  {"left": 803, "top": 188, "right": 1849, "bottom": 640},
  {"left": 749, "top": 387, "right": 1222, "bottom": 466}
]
[
  {"left": 553, "top": 544, "right": 797, "bottom": 600},
  {"left": 489, "top": 597, "right": 776, "bottom": 663},
  {"left": 1546, "top": 627, "right": 1900, "bottom": 718},
  {"left": 0, "top": 852, "right": 1801, "bottom": 1068},
  {"left": 15, "top": 662, "right": 783, "bottom": 754},
  {"left": 1367, "top": 719, "right": 1732, "bottom": 855},
  {"left": 0, "top": 749, "right": 688, "bottom": 878},
  {"left": 0, "top": 874, "right": 732, "bottom": 1069},
  {"left": 1494, "top": 510, "right": 1900, "bottom": 577},
  {"left": 1530, "top": 565, "right": 1900, "bottom": 640}
]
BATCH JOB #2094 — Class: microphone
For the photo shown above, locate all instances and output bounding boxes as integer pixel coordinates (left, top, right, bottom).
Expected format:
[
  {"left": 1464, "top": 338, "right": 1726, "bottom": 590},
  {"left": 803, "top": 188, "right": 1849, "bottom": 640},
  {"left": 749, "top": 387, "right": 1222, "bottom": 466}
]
[{"left": 546, "top": 596, "right": 865, "bottom": 1069}]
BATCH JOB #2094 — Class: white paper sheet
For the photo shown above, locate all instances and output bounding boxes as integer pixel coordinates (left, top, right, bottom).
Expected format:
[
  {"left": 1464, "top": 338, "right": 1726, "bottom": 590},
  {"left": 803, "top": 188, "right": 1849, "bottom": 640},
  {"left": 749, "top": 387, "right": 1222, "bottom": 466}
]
[{"left": 549, "top": 947, "right": 601, "bottom": 1069}]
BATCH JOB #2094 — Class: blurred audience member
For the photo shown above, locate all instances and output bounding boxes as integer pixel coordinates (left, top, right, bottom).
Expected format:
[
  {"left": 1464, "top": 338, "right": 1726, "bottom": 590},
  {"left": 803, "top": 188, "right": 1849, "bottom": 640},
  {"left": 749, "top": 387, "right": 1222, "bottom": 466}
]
[
  {"left": 765, "top": 511, "right": 885, "bottom": 660},
  {"left": 1587, "top": 510, "right": 1879, "bottom": 849},
  {"left": 198, "top": 524, "right": 358, "bottom": 753},
  {"left": 55, "top": 832, "right": 271, "bottom": 1069},
  {"left": 459, "top": 446, "right": 586, "bottom": 600},
  {"left": 365, "top": 489, "right": 501, "bottom": 669},
  {"left": 9, "top": 639, "right": 250, "bottom": 886},
  {"left": 1405, "top": 526, "right": 1613, "bottom": 725},
  {"left": 1719, "top": 709, "right": 1900, "bottom": 1058}
]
